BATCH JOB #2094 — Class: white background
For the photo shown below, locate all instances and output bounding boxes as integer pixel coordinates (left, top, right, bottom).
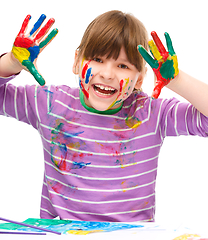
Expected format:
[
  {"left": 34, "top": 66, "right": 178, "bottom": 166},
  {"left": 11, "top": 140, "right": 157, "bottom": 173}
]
[{"left": 0, "top": 0, "right": 208, "bottom": 229}]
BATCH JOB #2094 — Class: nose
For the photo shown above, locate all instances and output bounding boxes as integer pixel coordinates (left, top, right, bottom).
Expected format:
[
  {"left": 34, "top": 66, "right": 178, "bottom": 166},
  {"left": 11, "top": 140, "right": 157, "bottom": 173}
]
[{"left": 99, "top": 63, "right": 115, "bottom": 80}]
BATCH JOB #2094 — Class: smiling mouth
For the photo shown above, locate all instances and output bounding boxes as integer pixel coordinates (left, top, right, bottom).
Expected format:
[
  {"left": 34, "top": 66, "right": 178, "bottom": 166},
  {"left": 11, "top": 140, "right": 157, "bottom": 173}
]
[{"left": 93, "top": 84, "right": 117, "bottom": 96}]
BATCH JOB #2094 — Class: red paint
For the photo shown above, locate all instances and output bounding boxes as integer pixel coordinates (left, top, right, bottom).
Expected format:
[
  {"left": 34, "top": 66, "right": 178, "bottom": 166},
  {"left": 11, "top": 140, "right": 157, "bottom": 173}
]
[
  {"left": 51, "top": 182, "right": 62, "bottom": 194},
  {"left": 14, "top": 36, "right": 33, "bottom": 48},
  {"left": 18, "top": 15, "right": 31, "bottom": 35},
  {"left": 119, "top": 79, "right": 124, "bottom": 93},
  {"left": 152, "top": 62, "right": 170, "bottom": 98},
  {"left": 58, "top": 158, "right": 68, "bottom": 171},
  {"left": 151, "top": 31, "right": 169, "bottom": 60},
  {"left": 34, "top": 18, "right": 55, "bottom": 41},
  {"left": 14, "top": 15, "right": 33, "bottom": 48},
  {"left": 80, "top": 81, "right": 89, "bottom": 99},
  {"left": 82, "top": 60, "right": 91, "bottom": 79}
]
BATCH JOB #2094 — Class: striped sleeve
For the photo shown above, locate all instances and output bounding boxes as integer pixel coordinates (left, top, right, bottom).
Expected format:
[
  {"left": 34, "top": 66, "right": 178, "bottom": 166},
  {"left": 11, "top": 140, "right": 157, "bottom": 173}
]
[
  {"left": 0, "top": 78, "right": 54, "bottom": 129},
  {"left": 160, "top": 98, "right": 208, "bottom": 138}
]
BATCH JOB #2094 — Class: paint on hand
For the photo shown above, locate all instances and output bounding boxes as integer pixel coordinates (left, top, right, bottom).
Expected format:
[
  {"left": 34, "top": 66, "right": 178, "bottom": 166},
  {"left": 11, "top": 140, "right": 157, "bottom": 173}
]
[
  {"left": 12, "top": 14, "right": 58, "bottom": 86},
  {"left": 138, "top": 31, "right": 179, "bottom": 99},
  {"left": 29, "top": 14, "right": 46, "bottom": 36}
]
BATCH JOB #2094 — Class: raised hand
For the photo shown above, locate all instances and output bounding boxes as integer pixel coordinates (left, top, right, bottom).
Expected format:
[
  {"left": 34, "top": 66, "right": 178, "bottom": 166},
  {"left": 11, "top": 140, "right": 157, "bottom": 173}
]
[
  {"left": 12, "top": 14, "right": 58, "bottom": 85},
  {"left": 138, "top": 32, "right": 179, "bottom": 98}
]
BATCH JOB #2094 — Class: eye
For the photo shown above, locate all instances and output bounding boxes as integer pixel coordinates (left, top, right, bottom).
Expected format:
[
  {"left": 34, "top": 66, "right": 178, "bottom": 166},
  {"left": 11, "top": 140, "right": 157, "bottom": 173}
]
[
  {"left": 93, "top": 58, "right": 103, "bottom": 63},
  {"left": 118, "top": 64, "right": 129, "bottom": 69}
]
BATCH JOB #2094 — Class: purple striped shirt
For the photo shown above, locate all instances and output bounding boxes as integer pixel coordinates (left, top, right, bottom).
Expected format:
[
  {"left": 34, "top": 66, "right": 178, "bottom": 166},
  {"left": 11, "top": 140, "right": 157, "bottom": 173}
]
[{"left": 1, "top": 76, "right": 208, "bottom": 222}]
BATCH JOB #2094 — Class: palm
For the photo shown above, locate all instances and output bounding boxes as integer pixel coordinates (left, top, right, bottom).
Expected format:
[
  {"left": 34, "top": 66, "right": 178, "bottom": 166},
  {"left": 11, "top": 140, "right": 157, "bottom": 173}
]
[
  {"left": 12, "top": 14, "right": 58, "bottom": 85},
  {"left": 138, "top": 31, "right": 179, "bottom": 99}
]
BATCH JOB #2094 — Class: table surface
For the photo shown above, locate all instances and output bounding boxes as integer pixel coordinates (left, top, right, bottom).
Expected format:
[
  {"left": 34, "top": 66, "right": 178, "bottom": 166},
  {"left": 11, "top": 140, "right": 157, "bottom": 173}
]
[{"left": 0, "top": 222, "right": 208, "bottom": 240}]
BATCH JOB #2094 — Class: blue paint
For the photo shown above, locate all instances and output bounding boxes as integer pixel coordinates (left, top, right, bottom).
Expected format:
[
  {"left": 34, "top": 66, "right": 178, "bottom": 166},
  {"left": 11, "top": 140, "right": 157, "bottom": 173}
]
[
  {"left": 30, "top": 14, "right": 46, "bottom": 36},
  {"left": 72, "top": 161, "right": 91, "bottom": 169},
  {"left": 28, "top": 46, "right": 40, "bottom": 62},
  {"left": 85, "top": 68, "right": 92, "bottom": 84},
  {"left": 43, "top": 89, "right": 53, "bottom": 94},
  {"left": 0, "top": 218, "right": 144, "bottom": 234}
]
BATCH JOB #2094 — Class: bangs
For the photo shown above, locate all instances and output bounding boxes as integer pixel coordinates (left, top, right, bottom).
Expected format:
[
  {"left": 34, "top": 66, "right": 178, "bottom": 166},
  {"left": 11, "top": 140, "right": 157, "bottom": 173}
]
[{"left": 77, "top": 11, "right": 149, "bottom": 72}]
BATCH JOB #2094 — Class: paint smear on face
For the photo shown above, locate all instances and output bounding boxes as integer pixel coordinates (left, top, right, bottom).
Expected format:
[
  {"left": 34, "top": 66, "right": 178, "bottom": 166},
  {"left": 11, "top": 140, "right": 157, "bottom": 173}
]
[
  {"left": 79, "top": 59, "right": 93, "bottom": 98},
  {"left": 79, "top": 78, "right": 89, "bottom": 99},
  {"left": 107, "top": 79, "right": 124, "bottom": 110},
  {"left": 81, "top": 60, "right": 91, "bottom": 80}
]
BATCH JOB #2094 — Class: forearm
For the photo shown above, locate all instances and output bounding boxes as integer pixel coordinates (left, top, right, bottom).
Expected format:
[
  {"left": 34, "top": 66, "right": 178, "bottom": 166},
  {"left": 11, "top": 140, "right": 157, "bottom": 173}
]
[
  {"left": 0, "top": 52, "right": 23, "bottom": 77},
  {"left": 167, "top": 70, "right": 208, "bottom": 116}
]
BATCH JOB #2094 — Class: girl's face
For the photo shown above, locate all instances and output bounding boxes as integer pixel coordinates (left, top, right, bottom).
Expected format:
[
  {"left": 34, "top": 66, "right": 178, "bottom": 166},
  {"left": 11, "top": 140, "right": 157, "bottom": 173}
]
[{"left": 73, "top": 47, "right": 145, "bottom": 111}]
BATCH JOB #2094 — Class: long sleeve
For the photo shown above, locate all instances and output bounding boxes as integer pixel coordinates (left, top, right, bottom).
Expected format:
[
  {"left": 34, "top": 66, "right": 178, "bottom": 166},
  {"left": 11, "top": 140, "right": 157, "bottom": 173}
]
[
  {"left": 159, "top": 97, "right": 208, "bottom": 138},
  {"left": 0, "top": 76, "right": 55, "bottom": 129}
]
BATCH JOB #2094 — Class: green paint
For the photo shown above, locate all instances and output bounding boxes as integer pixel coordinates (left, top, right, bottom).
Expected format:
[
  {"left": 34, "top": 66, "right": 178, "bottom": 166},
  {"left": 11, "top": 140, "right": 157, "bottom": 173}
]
[
  {"left": 39, "top": 28, "right": 58, "bottom": 49},
  {"left": 51, "top": 122, "right": 63, "bottom": 134},
  {"left": 165, "top": 32, "right": 175, "bottom": 56},
  {"left": 160, "top": 59, "right": 175, "bottom": 80},
  {"left": 22, "top": 60, "right": 45, "bottom": 86},
  {"left": 138, "top": 45, "right": 159, "bottom": 69},
  {"left": 0, "top": 218, "right": 72, "bottom": 230}
]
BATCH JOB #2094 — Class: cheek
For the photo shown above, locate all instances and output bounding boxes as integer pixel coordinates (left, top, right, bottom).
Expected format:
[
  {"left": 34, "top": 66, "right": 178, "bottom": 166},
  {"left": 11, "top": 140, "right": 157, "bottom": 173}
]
[
  {"left": 79, "top": 60, "right": 94, "bottom": 98},
  {"left": 114, "top": 78, "right": 134, "bottom": 104},
  {"left": 81, "top": 60, "right": 93, "bottom": 84}
]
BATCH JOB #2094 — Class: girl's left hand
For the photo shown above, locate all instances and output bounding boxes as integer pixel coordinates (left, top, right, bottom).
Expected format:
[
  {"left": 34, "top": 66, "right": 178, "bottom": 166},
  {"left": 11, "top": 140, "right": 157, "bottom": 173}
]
[
  {"left": 12, "top": 14, "right": 58, "bottom": 86},
  {"left": 138, "top": 31, "right": 179, "bottom": 98}
]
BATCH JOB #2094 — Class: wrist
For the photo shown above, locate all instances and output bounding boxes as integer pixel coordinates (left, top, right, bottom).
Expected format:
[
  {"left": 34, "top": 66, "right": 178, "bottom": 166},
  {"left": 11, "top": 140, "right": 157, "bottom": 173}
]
[
  {"left": 166, "top": 69, "right": 181, "bottom": 90},
  {"left": 0, "top": 52, "right": 23, "bottom": 77}
]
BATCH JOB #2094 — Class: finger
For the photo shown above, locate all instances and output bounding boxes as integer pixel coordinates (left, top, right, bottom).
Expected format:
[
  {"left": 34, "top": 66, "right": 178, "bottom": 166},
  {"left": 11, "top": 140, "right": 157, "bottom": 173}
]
[
  {"left": 148, "top": 40, "right": 162, "bottom": 61},
  {"left": 22, "top": 60, "right": 45, "bottom": 86},
  {"left": 29, "top": 14, "right": 46, "bottom": 36},
  {"left": 151, "top": 31, "right": 169, "bottom": 60},
  {"left": 18, "top": 15, "right": 31, "bottom": 36},
  {"left": 165, "top": 32, "right": 175, "bottom": 56},
  {"left": 34, "top": 18, "right": 55, "bottom": 42},
  {"left": 39, "top": 28, "right": 58, "bottom": 49},
  {"left": 138, "top": 45, "right": 159, "bottom": 69}
]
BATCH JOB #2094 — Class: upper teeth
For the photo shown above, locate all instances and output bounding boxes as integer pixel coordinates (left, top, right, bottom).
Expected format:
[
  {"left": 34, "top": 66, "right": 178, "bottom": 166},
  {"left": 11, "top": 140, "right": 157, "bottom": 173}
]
[{"left": 95, "top": 85, "right": 115, "bottom": 91}]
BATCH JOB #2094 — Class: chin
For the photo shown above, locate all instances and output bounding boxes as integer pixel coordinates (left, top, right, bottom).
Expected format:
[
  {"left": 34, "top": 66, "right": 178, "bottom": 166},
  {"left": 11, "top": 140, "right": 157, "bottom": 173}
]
[
  {"left": 92, "top": 104, "right": 109, "bottom": 112},
  {"left": 89, "top": 95, "right": 118, "bottom": 112}
]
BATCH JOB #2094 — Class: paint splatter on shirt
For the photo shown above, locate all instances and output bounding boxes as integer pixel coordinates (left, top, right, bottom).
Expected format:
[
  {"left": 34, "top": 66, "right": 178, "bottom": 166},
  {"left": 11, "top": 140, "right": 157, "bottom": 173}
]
[{"left": 0, "top": 75, "right": 208, "bottom": 222}]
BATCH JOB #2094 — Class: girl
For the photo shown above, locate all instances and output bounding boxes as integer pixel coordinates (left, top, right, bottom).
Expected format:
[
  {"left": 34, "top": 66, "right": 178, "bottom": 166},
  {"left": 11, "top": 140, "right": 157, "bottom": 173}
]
[{"left": 0, "top": 10, "right": 207, "bottom": 222}]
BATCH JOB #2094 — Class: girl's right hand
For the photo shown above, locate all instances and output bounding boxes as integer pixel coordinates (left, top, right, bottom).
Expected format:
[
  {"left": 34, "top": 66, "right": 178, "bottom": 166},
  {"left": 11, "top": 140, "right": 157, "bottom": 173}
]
[{"left": 12, "top": 14, "right": 58, "bottom": 86}]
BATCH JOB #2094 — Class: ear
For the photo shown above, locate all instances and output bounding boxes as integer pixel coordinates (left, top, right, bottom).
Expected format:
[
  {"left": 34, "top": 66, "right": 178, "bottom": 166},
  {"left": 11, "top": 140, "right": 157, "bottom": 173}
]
[
  {"left": 134, "top": 67, "right": 147, "bottom": 89},
  {"left": 72, "top": 50, "right": 80, "bottom": 74}
]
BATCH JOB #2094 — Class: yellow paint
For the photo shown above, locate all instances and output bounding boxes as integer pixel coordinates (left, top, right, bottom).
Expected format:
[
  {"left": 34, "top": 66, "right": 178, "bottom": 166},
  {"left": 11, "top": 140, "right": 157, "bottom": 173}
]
[
  {"left": 67, "top": 230, "right": 103, "bottom": 235},
  {"left": 148, "top": 40, "right": 162, "bottom": 61},
  {"left": 122, "top": 77, "right": 130, "bottom": 93},
  {"left": 107, "top": 99, "right": 117, "bottom": 110},
  {"left": 107, "top": 78, "right": 129, "bottom": 110},
  {"left": 125, "top": 116, "right": 142, "bottom": 129},
  {"left": 172, "top": 55, "right": 179, "bottom": 76},
  {"left": 12, "top": 46, "right": 30, "bottom": 63},
  {"left": 81, "top": 57, "right": 85, "bottom": 70},
  {"left": 121, "top": 181, "right": 127, "bottom": 192},
  {"left": 173, "top": 233, "right": 200, "bottom": 240}
]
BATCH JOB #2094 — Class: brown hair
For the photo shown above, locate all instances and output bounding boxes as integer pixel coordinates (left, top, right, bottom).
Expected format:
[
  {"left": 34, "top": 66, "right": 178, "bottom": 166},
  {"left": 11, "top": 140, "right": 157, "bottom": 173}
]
[{"left": 77, "top": 10, "right": 149, "bottom": 72}]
